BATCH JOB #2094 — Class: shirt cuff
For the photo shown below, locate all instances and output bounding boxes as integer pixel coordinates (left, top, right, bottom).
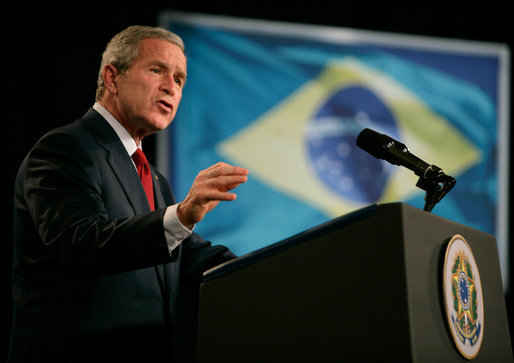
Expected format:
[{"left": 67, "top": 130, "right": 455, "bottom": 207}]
[{"left": 163, "top": 204, "right": 194, "bottom": 255}]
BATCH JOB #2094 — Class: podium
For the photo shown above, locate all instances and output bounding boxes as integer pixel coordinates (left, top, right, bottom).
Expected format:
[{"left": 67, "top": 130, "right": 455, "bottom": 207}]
[{"left": 196, "top": 203, "right": 512, "bottom": 362}]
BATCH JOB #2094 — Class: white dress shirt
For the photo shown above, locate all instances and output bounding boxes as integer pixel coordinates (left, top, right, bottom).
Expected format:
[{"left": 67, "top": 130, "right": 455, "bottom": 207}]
[{"left": 93, "top": 102, "right": 193, "bottom": 255}]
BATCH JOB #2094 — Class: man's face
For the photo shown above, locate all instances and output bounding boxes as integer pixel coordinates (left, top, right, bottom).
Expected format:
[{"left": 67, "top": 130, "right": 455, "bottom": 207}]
[{"left": 113, "top": 38, "right": 187, "bottom": 140}]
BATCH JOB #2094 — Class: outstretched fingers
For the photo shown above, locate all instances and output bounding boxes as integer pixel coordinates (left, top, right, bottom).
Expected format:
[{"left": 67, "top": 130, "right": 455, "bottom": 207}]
[
  {"left": 177, "top": 162, "right": 249, "bottom": 227},
  {"left": 198, "top": 162, "right": 249, "bottom": 180}
]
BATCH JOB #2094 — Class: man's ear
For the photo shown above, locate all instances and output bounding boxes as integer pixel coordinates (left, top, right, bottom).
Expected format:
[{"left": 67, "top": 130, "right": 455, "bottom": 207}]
[{"left": 102, "top": 64, "right": 119, "bottom": 96}]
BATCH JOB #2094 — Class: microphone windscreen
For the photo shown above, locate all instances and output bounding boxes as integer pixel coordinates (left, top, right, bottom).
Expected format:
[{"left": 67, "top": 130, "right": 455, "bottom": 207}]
[{"left": 356, "top": 128, "right": 391, "bottom": 159}]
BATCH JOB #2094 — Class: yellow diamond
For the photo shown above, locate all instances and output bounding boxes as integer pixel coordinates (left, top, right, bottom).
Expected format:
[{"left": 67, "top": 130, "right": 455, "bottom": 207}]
[{"left": 217, "top": 58, "right": 480, "bottom": 217}]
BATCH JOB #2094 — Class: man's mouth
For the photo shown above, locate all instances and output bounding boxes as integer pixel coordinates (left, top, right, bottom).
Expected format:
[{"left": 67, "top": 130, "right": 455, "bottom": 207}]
[{"left": 158, "top": 100, "right": 173, "bottom": 113}]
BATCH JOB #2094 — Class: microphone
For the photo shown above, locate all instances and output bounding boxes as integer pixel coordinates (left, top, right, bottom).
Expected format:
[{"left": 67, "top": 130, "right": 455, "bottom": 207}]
[
  {"left": 356, "top": 128, "right": 456, "bottom": 212},
  {"left": 356, "top": 128, "right": 431, "bottom": 178}
]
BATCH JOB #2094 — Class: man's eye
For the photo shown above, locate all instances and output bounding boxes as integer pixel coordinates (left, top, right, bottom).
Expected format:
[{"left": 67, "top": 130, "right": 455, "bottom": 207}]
[{"left": 151, "top": 68, "right": 161, "bottom": 74}]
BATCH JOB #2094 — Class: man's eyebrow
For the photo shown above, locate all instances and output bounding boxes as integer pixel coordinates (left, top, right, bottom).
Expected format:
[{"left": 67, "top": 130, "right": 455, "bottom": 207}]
[
  {"left": 152, "top": 60, "right": 187, "bottom": 80},
  {"left": 150, "top": 60, "right": 171, "bottom": 70}
]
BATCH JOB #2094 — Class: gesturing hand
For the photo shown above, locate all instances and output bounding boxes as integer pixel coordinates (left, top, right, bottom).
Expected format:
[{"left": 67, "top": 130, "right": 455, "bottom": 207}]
[{"left": 177, "top": 162, "right": 249, "bottom": 228}]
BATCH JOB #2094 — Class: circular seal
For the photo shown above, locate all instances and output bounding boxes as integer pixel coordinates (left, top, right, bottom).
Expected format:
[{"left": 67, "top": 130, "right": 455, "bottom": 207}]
[{"left": 443, "top": 235, "right": 484, "bottom": 359}]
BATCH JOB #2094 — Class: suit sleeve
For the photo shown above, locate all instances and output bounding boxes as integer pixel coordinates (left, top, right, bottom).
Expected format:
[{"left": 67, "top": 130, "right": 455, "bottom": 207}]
[
  {"left": 16, "top": 129, "right": 171, "bottom": 277},
  {"left": 179, "top": 233, "right": 236, "bottom": 283}
]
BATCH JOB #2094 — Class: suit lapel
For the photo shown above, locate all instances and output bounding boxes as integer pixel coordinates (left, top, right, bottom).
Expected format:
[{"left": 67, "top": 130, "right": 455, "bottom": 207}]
[
  {"left": 108, "top": 149, "right": 152, "bottom": 214},
  {"left": 80, "top": 108, "right": 152, "bottom": 215},
  {"left": 151, "top": 166, "right": 166, "bottom": 209}
]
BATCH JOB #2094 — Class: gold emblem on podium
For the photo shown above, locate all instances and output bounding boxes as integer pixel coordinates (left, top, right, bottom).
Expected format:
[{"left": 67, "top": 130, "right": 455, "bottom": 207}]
[{"left": 443, "top": 234, "right": 484, "bottom": 359}]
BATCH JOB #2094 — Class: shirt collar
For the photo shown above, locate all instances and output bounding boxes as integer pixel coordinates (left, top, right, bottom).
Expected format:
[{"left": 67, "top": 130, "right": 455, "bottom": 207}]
[{"left": 93, "top": 102, "right": 141, "bottom": 156}]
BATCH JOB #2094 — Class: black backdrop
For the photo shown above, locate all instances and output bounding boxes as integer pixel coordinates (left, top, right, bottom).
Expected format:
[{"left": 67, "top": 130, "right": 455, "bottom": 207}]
[{"left": 3, "top": 1, "right": 513, "bottom": 359}]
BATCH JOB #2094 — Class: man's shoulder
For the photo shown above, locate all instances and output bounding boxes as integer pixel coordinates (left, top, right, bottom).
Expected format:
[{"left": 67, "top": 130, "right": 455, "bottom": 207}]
[
  {"left": 37, "top": 120, "right": 92, "bottom": 151},
  {"left": 37, "top": 108, "right": 113, "bottom": 148}
]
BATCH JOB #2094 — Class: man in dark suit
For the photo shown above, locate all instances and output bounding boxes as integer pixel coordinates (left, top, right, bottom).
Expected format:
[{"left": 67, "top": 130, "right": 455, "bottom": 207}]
[{"left": 9, "top": 25, "right": 249, "bottom": 362}]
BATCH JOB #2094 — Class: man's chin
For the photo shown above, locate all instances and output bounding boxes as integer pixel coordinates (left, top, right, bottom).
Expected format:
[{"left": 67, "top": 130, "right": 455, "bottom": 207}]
[{"left": 149, "top": 115, "right": 174, "bottom": 131}]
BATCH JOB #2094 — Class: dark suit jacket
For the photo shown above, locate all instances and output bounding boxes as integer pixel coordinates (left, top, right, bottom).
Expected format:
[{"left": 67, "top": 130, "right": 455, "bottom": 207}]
[{"left": 9, "top": 108, "right": 235, "bottom": 362}]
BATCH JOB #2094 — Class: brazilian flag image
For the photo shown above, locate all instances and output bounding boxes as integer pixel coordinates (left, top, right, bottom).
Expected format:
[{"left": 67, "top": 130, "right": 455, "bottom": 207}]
[{"left": 158, "top": 12, "right": 508, "bottom": 268}]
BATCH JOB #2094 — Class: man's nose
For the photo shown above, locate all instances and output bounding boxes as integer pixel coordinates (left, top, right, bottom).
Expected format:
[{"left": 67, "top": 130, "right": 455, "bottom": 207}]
[{"left": 160, "top": 76, "right": 176, "bottom": 95}]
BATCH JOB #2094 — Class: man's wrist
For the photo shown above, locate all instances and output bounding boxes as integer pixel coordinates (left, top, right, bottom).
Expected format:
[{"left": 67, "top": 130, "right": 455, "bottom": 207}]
[{"left": 176, "top": 202, "right": 195, "bottom": 230}]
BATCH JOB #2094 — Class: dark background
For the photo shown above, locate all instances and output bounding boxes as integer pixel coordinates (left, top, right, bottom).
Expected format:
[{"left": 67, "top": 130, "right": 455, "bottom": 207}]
[{"left": 3, "top": 1, "right": 513, "bottom": 359}]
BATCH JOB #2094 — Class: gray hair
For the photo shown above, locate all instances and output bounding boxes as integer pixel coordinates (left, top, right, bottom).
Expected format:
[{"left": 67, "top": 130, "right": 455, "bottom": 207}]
[{"left": 95, "top": 25, "right": 186, "bottom": 101}]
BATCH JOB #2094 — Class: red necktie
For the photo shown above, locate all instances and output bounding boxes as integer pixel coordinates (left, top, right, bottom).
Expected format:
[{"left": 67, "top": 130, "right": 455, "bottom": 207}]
[{"left": 131, "top": 148, "right": 155, "bottom": 211}]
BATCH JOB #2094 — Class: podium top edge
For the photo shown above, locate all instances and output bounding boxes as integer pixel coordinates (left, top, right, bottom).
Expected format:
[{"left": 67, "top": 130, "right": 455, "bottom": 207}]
[{"left": 202, "top": 203, "right": 381, "bottom": 282}]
